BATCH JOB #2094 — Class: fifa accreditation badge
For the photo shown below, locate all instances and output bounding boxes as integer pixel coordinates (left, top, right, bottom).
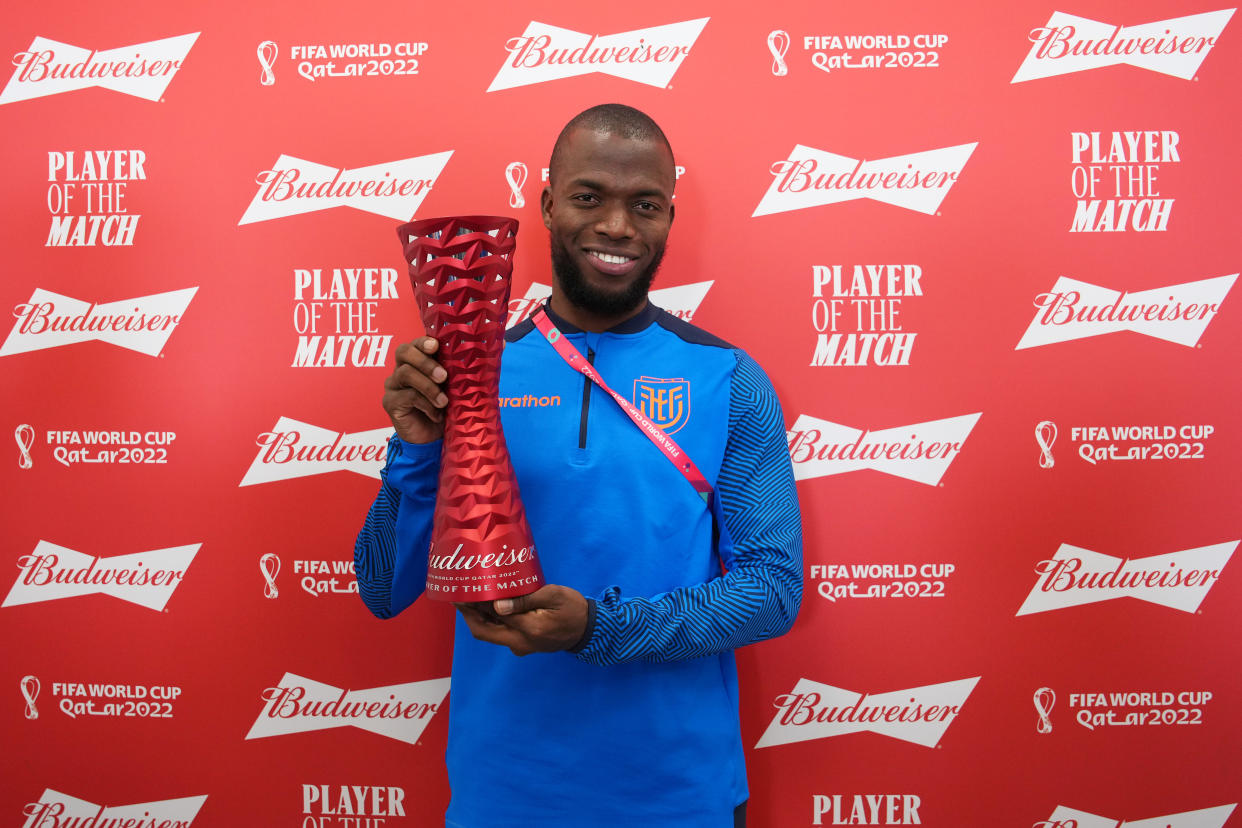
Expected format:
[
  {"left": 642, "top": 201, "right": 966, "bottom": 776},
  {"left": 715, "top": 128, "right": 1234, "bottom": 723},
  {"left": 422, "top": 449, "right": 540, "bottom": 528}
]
[{"left": 634, "top": 376, "right": 690, "bottom": 434}]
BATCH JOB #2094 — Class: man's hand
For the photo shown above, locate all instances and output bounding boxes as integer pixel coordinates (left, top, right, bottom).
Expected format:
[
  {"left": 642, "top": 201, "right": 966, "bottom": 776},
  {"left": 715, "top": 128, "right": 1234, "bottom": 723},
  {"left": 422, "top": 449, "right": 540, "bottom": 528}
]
[
  {"left": 382, "top": 337, "right": 448, "bottom": 444},
  {"left": 456, "top": 585, "right": 589, "bottom": 656}
]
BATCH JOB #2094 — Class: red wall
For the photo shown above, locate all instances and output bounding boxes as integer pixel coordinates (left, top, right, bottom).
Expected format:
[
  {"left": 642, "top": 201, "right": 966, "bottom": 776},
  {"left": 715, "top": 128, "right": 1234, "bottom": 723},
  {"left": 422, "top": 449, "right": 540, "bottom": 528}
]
[{"left": 3, "top": 1, "right": 1239, "bottom": 826}]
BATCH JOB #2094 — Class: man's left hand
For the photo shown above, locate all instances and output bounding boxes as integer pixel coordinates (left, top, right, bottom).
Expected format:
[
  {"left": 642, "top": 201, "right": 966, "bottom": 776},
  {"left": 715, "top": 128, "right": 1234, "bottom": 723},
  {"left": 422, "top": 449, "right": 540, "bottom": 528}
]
[{"left": 455, "top": 585, "right": 589, "bottom": 656}]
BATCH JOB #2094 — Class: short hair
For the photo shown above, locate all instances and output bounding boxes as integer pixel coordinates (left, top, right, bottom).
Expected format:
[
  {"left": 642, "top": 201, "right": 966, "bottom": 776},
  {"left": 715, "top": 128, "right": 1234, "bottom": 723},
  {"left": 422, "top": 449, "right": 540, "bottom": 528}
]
[{"left": 548, "top": 103, "right": 674, "bottom": 183}]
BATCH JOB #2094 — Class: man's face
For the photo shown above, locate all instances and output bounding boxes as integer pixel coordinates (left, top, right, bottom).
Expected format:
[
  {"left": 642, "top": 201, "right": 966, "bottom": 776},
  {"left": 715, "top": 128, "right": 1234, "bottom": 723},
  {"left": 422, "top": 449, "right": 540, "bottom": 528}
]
[{"left": 541, "top": 128, "right": 675, "bottom": 323}]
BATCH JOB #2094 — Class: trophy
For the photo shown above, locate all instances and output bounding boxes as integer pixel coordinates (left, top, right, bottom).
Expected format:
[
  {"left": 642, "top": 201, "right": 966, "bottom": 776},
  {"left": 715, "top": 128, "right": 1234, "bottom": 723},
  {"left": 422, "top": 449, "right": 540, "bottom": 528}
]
[{"left": 397, "top": 215, "right": 544, "bottom": 602}]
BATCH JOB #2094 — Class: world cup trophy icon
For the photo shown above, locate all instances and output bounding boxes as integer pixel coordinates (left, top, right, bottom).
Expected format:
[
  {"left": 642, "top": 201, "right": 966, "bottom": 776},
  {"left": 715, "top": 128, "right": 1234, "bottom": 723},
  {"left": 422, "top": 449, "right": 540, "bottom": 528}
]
[{"left": 398, "top": 216, "right": 543, "bottom": 602}]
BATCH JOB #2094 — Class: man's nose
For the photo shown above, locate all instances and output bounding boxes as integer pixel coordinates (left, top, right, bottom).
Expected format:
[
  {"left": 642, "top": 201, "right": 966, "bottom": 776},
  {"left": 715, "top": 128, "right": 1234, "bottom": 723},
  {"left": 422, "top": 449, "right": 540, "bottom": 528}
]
[{"left": 594, "top": 204, "right": 635, "bottom": 238}]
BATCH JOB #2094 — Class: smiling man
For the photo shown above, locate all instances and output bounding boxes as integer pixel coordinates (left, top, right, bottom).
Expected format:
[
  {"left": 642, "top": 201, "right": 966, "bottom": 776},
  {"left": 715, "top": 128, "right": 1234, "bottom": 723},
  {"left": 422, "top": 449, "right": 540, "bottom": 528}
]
[{"left": 356, "top": 104, "right": 803, "bottom": 828}]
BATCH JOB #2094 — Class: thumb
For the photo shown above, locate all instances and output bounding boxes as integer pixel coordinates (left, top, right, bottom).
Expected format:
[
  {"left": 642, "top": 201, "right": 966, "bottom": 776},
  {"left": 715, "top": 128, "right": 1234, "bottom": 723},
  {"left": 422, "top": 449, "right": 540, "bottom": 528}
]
[
  {"left": 493, "top": 595, "right": 529, "bottom": 616},
  {"left": 493, "top": 586, "right": 552, "bottom": 616}
]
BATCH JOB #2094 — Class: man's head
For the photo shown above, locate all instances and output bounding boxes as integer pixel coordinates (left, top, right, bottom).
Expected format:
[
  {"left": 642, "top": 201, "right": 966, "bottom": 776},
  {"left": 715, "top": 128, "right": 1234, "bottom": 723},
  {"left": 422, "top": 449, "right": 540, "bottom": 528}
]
[{"left": 542, "top": 104, "right": 676, "bottom": 331}]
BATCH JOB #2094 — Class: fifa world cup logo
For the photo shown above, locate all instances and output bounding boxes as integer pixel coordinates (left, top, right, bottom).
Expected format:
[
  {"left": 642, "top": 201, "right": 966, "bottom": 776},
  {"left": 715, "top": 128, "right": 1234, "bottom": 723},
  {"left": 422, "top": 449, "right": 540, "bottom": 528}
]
[
  {"left": 1035, "top": 420, "right": 1057, "bottom": 468},
  {"left": 259, "top": 553, "right": 281, "bottom": 599},
  {"left": 767, "top": 30, "right": 790, "bottom": 76},
  {"left": 16, "top": 424, "right": 35, "bottom": 469},
  {"left": 257, "top": 40, "right": 278, "bottom": 85},
  {"left": 1033, "top": 687, "right": 1055, "bottom": 734},
  {"left": 504, "top": 162, "right": 528, "bottom": 209},
  {"left": 21, "top": 675, "right": 40, "bottom": 720}
]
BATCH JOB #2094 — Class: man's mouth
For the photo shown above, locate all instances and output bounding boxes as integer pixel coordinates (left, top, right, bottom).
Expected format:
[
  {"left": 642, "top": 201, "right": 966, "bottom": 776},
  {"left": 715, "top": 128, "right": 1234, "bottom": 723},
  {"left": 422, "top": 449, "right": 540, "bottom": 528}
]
[
  {"left": 589, "top": 251, "right": 636, "bottom": 265},
  {"left": 586, "top": 250, "right": 639, "bottom": 275}
]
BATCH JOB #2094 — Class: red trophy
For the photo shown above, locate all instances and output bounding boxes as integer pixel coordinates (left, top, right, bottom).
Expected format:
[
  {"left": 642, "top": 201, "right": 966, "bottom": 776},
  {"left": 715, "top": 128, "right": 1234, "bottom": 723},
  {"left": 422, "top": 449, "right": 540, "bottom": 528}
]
[{"left": 397, "top": 215, "right": 544, "bottom": 602}]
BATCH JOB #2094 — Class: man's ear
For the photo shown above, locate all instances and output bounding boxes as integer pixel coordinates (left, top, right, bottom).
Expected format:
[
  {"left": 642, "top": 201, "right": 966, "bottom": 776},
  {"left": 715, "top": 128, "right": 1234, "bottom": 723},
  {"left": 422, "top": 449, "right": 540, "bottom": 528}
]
[
  {"left": 669, "top": 202, "right": 675, "bottom": 225},
  {"left": 540, "top": 186, "right": 553, "bottom": 230}
]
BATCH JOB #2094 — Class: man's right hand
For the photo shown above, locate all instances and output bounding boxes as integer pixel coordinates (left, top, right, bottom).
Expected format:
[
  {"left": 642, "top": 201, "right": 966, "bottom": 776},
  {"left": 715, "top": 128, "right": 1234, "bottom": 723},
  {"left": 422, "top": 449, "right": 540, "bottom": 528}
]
[{"left": 382, "top": 337, "right": 448, "bottom": 444}]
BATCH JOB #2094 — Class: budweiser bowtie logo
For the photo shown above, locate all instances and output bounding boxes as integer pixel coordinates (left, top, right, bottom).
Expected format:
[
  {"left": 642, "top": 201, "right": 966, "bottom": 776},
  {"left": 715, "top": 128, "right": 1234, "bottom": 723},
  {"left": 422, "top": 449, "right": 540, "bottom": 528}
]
[
  {"left": 239, "top": 152, "right": 452, "bottom": 224},
  {"left": 787, "top": 413, "right": 980, "bottom": 486},
  {"left": 756, "top": 676, "right": 980, "bottom": 749},
  {"left": 1015, "top": 274, "right": 1236, "bottom": 349},
  {"left": 487, "top": 18, "right": 709, "bottom": 91},
  {"left": 3, "top": 541, "right": 199, "bottom": 611},
  {"left": 1012, "top": 9, "right": 1235, "bottom": 83},
  {"left": 1036, "top": 802, "right": 1236, "bottom": 828},
  {"left": 22, "top": 790, "right": 207, "bottom": 828},
  {"left": 507, "top": 280, "right": 713, "bottom": 328},
  {"left": 1017, "top": 541, "right": 1236, "bottom": 616},
  {"left": 240, "top": 417, "right": 390, "bottom": 486},
  {"left": 246, "top": 672, "right": 450, "bottom": 744},
  {"left": 1, "top": 33, "right": 199, "bottom": 105},
  {"left": 753, "top": 143, "right": 977, "bottom": 217},
  {"left": 1, "top": 287, "right": 197, "bottom": 357}
]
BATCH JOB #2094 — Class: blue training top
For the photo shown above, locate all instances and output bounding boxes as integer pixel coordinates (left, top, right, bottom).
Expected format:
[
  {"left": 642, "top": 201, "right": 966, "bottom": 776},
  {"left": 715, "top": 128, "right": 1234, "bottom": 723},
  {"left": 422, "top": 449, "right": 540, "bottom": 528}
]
[{"left": 355, "top": 301, "right": 803, "bottom": 828}]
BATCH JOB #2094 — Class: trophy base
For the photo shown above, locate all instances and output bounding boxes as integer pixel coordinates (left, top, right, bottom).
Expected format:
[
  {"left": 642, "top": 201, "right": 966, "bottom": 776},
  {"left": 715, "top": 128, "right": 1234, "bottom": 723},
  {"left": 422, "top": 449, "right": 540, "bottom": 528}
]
[{"left": 424, "top": 534, "right": 543, "bottom": 603}]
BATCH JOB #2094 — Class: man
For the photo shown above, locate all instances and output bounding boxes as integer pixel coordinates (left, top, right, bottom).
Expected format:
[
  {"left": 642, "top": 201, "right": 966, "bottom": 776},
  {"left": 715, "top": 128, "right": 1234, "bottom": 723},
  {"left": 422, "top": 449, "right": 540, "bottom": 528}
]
[{"left": 355, "top": 104, "right": 802, "bottom": 827}]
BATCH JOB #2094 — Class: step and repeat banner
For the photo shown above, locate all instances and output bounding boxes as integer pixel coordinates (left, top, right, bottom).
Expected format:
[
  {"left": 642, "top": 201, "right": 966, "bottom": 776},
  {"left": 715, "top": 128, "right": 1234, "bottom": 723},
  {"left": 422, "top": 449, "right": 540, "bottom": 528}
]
[{"left": 3, "top": 1, "right": 1240, "bottom": 826}]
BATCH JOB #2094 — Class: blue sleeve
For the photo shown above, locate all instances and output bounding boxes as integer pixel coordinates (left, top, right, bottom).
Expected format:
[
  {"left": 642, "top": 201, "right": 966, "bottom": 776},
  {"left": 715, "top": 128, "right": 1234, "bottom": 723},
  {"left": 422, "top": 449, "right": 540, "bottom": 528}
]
[
  {"left": 354, "top": 434, "right": 441, "bottom": 619},
  {"left": 572, "top": 351, "right": 803, "bottom": 664}
]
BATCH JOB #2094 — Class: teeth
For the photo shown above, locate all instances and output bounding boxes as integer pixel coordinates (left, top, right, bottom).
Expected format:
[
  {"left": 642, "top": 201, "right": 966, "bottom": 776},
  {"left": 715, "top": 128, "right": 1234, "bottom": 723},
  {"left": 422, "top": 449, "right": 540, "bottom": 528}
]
[{"left": 593, "top": 252, "right": 632, "bottom": 265}]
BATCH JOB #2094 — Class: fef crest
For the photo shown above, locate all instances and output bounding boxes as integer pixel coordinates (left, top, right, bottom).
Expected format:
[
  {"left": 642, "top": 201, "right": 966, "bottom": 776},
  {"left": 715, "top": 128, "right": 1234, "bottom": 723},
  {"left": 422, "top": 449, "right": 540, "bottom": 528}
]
[{"left": 634, "top": 376, "right": 690, "bottom": 434}]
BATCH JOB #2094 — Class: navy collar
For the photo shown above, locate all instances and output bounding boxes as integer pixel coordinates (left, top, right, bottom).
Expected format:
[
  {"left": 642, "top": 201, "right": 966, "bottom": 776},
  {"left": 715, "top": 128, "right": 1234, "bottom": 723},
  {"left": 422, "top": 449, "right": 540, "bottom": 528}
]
[{"left": 541, "top": 299, "right": 661, "bottom": 335}]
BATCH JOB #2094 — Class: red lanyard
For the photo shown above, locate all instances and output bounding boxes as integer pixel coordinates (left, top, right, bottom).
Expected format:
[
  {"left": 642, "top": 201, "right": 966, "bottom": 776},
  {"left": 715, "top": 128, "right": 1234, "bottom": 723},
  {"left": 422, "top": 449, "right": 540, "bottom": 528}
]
[{"left": 532, "top": 308, "right": 714, "bottom": 507}]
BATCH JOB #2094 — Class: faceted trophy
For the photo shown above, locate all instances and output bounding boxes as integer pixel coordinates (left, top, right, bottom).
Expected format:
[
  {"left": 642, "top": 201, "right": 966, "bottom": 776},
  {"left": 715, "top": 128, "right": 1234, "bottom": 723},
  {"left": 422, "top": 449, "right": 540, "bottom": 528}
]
[{"left": 397, "top": 215, "right": 543, "bottom": 602}]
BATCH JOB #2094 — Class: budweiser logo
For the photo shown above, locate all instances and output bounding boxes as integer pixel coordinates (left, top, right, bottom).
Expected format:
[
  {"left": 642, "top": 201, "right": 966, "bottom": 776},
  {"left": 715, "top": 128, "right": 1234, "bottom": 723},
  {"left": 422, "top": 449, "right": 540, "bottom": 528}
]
[
  {"left": 787, "top": 413, "right": 980, "bottom": 485},
  {"left": 756, "top": 676, "right": 979, "bottom": 749},
  {"left": 1, "top": 287, "right": 196, "bottom": 357},
  {"left": 246, "top": 672, "right": 449, "bottom": 744},
  {"left": 507, "top": 279, "right": 713, "bottom": 327},
  {"left": 1012, "top": 9, "right": 1235, "bottom": 83},
  {"left": 1017, "top": 541, "right": 1236, "bottom": 616},
  {"left": 487, "top": 18, "right": 709, "bottom": 91},
  {"left": 238, "top": 152, "right": 452, "bottom": 224},
  {"left": 22, "top": 789, "right": 207, "bottom": 828},
  {"left": 1, "top": 33, "right": 199, "bottom": 105},
  {"left": 1035, "top": 803, "right": 1236, "bottom": 828},
  {"left": 3, "top": 541, "right": 199, "bottom": 611},
  {"left": 753, "top": 143, "right": 977, "bottom": 217},
  {"left": 240, "top": 417, "right": 390, "bottom": 486},
  {"left": 1015, "top": 274, "right": 1236, "bottom": 349}
]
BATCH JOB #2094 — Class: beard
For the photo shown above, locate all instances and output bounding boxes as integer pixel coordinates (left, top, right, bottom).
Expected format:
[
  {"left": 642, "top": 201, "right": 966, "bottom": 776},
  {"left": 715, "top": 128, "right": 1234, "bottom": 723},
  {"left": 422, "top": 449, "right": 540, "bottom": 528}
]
[{"left": 550, "top": 235, "right": 665, "bottom": 320}]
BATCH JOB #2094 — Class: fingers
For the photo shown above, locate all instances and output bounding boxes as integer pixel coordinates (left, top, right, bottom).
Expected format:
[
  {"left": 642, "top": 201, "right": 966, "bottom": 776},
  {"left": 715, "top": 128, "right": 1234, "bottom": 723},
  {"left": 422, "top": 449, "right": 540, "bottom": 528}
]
[
  {"left": 382, "top": 337, "right": 449, "bottom": 442},
  {"left": 457, "top": 604, "right": 535, "bottom": 656}
]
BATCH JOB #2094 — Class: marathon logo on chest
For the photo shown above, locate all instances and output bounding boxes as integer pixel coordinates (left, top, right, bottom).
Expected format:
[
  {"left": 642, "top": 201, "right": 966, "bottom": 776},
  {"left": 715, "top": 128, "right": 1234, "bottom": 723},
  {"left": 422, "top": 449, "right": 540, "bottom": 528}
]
[
  {"left": 488, "top": 18, "right": 709, "bottom": 91},
  {"left": 1012, "top": 9, "right": 1235, "bottom": 82},
  {"left": 239, "top": 152, "right": 452, "bottom": 224},
  {"left": 21, "top": 790, "right": 207, "bottom": 828},
  {"left": 1, "top": 33, "right": 199, "bottom": 105}
]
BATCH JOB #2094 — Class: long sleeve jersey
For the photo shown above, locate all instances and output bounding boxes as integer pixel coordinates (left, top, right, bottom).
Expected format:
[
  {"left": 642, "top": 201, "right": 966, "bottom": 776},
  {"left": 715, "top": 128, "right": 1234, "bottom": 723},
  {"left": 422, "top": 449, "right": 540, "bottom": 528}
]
[{"left": 355, "top": 301, "right": 803, "bottom": 828}]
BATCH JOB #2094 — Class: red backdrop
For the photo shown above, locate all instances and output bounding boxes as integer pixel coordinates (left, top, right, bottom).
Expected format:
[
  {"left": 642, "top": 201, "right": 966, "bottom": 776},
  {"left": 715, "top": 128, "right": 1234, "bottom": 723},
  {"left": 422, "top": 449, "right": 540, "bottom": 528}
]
[{"left": 3, "top": 1, "right": 1239, "bottom": 826}]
